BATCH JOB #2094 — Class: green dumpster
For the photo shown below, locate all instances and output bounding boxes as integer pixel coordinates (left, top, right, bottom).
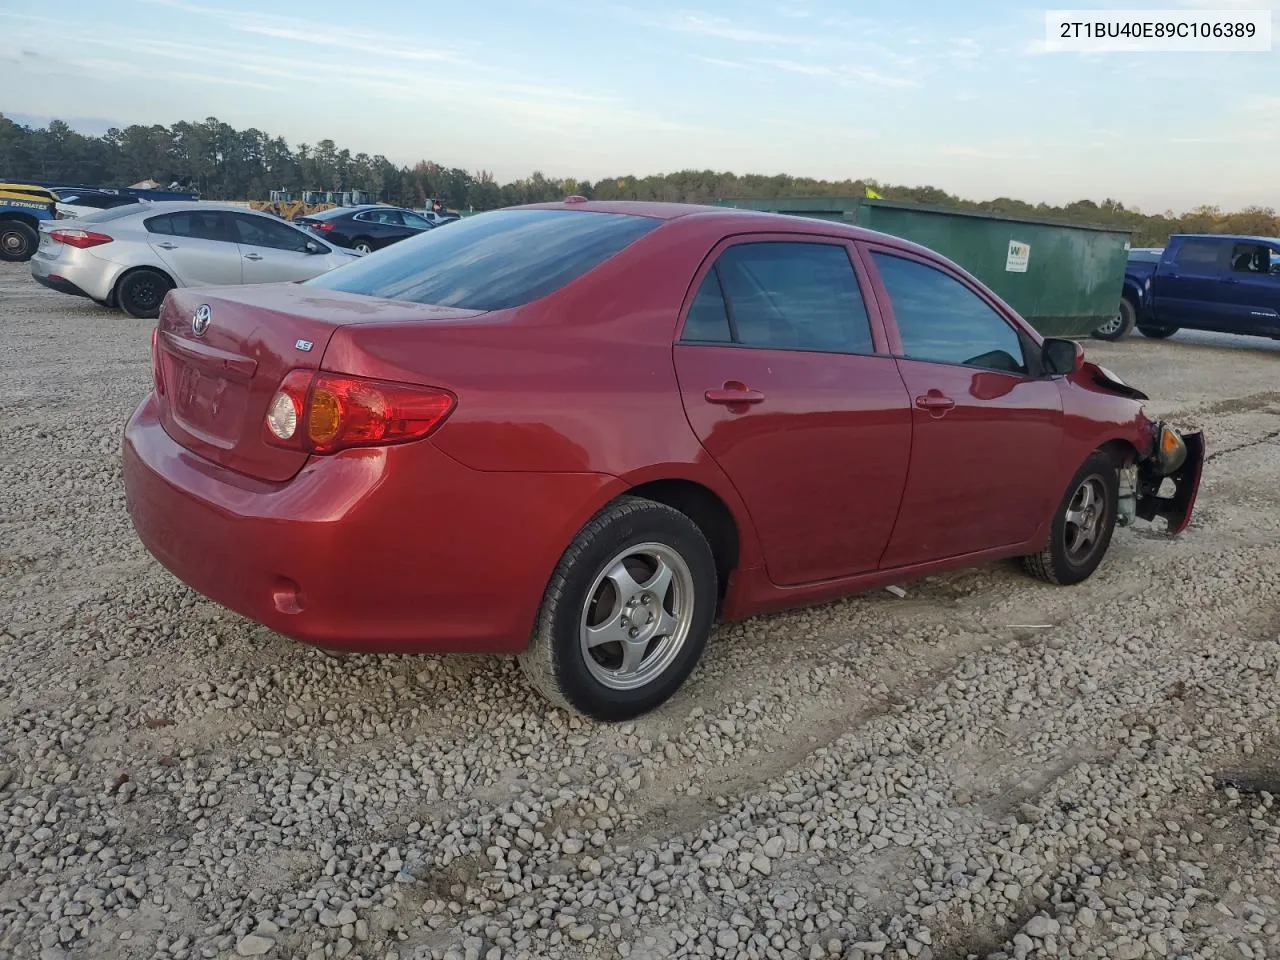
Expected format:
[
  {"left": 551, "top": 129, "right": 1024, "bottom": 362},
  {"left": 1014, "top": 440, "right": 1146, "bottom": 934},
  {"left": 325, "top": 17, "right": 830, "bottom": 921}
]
[{"left": 714, "top": 196, "right": 1131, "bottom": 338}]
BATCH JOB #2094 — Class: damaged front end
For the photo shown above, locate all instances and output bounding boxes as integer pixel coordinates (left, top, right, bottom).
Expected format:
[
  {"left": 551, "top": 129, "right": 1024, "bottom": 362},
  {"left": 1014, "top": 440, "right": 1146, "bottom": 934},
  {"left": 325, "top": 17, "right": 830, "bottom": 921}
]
[{"left": 1119, "top": 420, "right": 1205, "bottom": 535}]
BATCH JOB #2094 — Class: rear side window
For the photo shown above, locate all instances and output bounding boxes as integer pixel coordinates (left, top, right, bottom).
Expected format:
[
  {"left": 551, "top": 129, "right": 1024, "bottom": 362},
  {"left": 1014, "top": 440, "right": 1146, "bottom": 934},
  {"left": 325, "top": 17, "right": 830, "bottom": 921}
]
[
  {"left": 146, "top": 211, "right": 233, "bottom": 243},
  {"left": 680, "top": 242, "right": 874, "bottom": 354},
  {"left": 1172, "top": 239, "right": 1224, "bottom": 270},
  {"left": 304, "top": 209, "right": 661, "bottom": 311},
  {"left": 873, "top": 252, "right": 1027, "bottom": 374}
]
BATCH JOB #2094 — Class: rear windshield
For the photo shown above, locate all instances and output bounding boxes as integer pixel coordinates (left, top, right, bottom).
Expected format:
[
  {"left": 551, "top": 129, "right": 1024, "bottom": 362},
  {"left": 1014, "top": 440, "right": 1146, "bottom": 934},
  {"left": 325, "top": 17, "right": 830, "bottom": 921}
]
[
  {"left": 303, "top": 208, "right": 662, "bottom": 311},
  {"left": 70, "top": 204, "right": 144, "bottom": 223},
  {"left": 306, "top": 206, "right": 356, "bottom": 221}
]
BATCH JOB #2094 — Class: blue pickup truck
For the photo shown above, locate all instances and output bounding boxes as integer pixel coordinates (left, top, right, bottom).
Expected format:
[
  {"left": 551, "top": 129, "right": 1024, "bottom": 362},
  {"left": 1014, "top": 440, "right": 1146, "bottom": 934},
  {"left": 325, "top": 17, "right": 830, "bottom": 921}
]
[{"left": 1097, "top": 234, "right": 1280, "bottom": 341}]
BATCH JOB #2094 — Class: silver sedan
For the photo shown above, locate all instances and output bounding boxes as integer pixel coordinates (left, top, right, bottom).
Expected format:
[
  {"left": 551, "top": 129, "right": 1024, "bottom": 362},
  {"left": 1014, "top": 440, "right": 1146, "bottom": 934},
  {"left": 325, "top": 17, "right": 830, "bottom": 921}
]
[{"left": 30, "top": 201, "right": 361, "bottom": 318}]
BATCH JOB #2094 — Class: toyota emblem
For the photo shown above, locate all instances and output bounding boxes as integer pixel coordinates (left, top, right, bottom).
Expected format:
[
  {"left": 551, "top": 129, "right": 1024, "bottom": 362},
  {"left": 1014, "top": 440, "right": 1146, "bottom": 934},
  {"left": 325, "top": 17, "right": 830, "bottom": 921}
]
[{"left": 191, "top": 304, "right": 211, "bottom": 337}]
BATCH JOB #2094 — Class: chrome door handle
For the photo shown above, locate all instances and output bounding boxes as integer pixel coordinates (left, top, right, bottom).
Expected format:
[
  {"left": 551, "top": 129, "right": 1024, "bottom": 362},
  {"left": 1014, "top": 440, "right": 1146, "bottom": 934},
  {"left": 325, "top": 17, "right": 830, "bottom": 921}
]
[
  {"left": 244, "top": 253, "right": 263, "bottom": 261},
  {"left": 156, "top": 242, "right": 178, "bottom": 249}
]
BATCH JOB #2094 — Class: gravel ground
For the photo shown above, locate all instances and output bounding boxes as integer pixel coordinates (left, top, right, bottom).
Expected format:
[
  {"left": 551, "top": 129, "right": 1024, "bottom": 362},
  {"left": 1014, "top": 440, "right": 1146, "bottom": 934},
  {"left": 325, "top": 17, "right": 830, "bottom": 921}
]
[{"left": 2, "top": 260, "right": 1279, "bottom": 960}]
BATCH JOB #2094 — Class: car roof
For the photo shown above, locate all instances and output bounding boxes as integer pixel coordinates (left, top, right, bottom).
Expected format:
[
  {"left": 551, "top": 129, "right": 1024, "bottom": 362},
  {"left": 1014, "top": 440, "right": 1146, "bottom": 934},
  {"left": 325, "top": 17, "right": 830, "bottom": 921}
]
[
  {"left": 118, "top": 201, "right": 278, "bottom": 215},
  {"left": 1171, "top": 233, "right": 1280, "bottom": 245},
  {"left": 514, "top": 199, "right": 939, "bottom": 257}
]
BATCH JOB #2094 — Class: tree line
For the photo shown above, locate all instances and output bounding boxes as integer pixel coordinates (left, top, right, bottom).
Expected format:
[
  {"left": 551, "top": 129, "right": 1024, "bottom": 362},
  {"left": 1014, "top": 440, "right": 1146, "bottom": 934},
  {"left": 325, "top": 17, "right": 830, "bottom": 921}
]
[{"left": 2, "top": 113, "right": 1275, "bottom": 248}]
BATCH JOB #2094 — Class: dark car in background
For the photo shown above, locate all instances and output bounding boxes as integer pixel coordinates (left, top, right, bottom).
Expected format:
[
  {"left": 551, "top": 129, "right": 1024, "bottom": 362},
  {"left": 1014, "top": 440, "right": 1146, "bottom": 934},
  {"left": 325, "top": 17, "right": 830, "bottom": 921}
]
[
  {"left": 294, "top": 205, "right": 435, "bottom": 253},
  {"left": 1108, "top": 234, "right": 1280, "bottom": 341}
]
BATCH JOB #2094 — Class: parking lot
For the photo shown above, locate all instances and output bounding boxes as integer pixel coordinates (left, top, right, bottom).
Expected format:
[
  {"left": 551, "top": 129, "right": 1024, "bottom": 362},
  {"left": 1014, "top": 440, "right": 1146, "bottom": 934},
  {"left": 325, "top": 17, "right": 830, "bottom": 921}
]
[{"left": 3, "top": 259, "right": 1280, "bottom": 960}]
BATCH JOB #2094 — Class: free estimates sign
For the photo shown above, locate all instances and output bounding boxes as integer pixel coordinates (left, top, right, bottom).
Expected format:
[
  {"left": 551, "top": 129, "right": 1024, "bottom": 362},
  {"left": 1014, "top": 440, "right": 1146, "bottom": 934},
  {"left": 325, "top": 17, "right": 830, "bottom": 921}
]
[{"left": 1005, "top": 239, "right": 1030, "bottom": 273}]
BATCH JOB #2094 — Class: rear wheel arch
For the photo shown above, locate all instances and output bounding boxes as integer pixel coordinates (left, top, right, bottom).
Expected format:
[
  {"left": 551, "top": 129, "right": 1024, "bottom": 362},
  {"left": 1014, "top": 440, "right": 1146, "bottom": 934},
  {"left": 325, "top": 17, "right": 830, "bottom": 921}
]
[
  {"left": 115, "top": 264, "right": 177, "bottom": 296},
  {"left": 1, "top": 212, "right": 40, "bottom": 231},
  {"left": 624, "top": 478, "right": 740, "bottom": 604}
]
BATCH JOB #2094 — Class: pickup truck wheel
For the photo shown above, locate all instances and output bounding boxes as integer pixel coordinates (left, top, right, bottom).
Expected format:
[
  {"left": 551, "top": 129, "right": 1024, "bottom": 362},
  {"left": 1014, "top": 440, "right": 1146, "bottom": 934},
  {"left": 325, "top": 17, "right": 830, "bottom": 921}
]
[
  {"left": 1022, "top": 452, "right": 1119, "bottom": 586},
  {"left": 0, "top": 220, "right": 38, "bottom": 262},
  {"left": 1092, "top": 299, "right": 1136, "bottom": 341},
  {"left": 1138, "top": 324, "right": 1178, "bottom": 339},
  {"left": 518, "top": 496, "right": 717, "bottom": 722}
]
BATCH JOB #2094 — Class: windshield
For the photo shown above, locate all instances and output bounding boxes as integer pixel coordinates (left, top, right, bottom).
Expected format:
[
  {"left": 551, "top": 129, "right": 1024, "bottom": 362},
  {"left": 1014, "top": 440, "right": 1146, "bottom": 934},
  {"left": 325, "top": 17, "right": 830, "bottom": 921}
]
[{"left": 304, "top": 208, "right": 662, "bottom": 311}]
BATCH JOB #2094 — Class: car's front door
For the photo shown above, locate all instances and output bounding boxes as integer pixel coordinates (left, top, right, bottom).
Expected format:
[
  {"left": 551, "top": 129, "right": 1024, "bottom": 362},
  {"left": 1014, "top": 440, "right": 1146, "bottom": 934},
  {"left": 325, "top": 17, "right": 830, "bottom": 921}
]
[
  {"left": 862, "top": 246, "right": 1066, "bottom": 568},
  {"left": 672, "top": 236, "right": 913, "bottom": 586},
  {"left": 144, "top": 210, "right": 242, "bottom": 286},
  {"left": 1152, "top": 237, "right": 1230, "bottom": 329},
  {"left": 231, "top": 213, "right": 334, "bottom": 284}
]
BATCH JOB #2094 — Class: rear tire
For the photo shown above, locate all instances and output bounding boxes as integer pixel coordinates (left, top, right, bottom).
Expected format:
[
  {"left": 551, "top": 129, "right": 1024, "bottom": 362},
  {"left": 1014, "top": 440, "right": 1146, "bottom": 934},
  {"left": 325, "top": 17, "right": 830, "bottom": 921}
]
[
  {"left": 0, "top": 220, "right": 38, "bottom": 262},
  {"left": 117, "top": 269, "right": 174, "bottom": 320},
  {"left": 1022, "top": 452, "right": 1119, "bottom": 586},
  {"left": 1138, "top": 324, "right": 1178, "bottom": 339},
  {"left": 352, "top": 238, "right": 374, "bottom": 254},
  {"left": 518, "top": 496, "right": 718, "bottom": 722},
  {"left": 1092, "top": 298, "right": 1136, "bottom": 341}
]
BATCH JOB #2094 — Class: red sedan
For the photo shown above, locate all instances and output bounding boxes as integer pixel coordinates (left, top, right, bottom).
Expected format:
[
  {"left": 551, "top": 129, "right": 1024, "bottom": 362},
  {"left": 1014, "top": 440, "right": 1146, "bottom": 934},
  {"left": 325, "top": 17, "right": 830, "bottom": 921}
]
[{"left": 123, "top": 200, "right": 1204, "bottom": 721}]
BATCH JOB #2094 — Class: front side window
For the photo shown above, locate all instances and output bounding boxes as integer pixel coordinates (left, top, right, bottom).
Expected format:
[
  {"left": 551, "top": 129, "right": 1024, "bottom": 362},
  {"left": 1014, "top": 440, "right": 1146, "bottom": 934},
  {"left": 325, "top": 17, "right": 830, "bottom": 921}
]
[
  {"left": 872, "top": 252, "right": 1027, "bottom": 374},
  {"left": 681, "top": 241, "right": 874, "bottom": 354},
  {"left": 232, "top": 214, "right": 312, "bottom": 252},
  {"left": 304, "top": 208, "right": 662, "bottom": 311},
  {"left": 401, "top": 211, "right": 433, "bottom": 229},
  {"left": 1230, "top": 243, "right": 1270, "bottom": 274}
]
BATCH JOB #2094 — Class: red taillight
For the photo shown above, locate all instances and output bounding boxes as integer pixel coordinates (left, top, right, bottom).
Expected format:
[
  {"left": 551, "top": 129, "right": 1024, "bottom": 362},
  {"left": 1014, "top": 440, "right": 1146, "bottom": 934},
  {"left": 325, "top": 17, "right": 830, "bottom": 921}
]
[
  {"left": 264, "top": 371, "right": 455, "bottom": 455},
  {"left": 151, "top": 328, "right": 166, "bottom": 396},
  {"left": 313, "top": 222, "right": 335, "bottom": 232},
  {"left": 50, "top": 229, "right": 112, "bottom": 248}
]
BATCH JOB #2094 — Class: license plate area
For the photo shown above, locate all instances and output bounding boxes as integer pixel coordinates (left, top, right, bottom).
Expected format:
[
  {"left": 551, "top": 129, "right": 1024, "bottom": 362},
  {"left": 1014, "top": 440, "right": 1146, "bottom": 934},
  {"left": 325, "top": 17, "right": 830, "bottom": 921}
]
[{"left": 171, "top": 359, "right": 250, "bottom": 449}]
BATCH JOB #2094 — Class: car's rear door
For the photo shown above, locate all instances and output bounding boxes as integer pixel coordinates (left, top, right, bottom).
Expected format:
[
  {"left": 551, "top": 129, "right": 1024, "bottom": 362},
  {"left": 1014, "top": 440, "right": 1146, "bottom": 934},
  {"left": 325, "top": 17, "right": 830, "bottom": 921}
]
[
  {"left": 860, "top": 244, "right": 1065, "bottom": 568},
  {"left": 1216, "top": 241, "right": 1280, "bottom": 335},
  {"left": 672, "top": 235, "right": 913, "bottom": 586},
  {"left": 144, "top": 210, "right": 242, "bottom": 286},
  {"left": 230, "top": 213, "right": 333, "bottom": 283}
]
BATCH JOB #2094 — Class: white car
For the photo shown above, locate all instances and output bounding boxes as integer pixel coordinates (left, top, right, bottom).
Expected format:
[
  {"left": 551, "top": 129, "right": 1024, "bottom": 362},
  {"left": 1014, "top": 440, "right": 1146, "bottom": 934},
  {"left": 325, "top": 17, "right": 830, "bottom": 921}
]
[{"left": 30, "top": 201, "right": 362, "bottom": 318}]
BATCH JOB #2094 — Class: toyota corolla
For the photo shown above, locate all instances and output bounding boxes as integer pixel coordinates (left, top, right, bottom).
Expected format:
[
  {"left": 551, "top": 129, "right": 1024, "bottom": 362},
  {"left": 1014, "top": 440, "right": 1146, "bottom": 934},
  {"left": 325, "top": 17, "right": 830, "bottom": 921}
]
[{"left": 122, "top": 200, "right": 1204, "bottom": 721}]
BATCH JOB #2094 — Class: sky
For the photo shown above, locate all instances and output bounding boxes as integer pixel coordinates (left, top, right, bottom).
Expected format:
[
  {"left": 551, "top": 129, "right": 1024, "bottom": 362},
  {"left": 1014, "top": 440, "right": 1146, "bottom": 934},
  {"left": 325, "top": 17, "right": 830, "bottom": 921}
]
[{"left": 3, "top": 0, "right": 1278, "bottom": 213}]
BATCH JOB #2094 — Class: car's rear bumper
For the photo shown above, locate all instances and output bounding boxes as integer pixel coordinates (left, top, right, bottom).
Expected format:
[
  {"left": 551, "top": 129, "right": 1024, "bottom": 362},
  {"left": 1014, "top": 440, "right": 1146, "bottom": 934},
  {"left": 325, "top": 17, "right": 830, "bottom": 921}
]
[
  {"left": 122, "top": 393, "right": 614, "bottom": 654},
  {"left": 32, "top": 271, "right": 94, "bottom": 300},
  {"left": 31, "top": 246, "right": 118, "bottom": 302}
]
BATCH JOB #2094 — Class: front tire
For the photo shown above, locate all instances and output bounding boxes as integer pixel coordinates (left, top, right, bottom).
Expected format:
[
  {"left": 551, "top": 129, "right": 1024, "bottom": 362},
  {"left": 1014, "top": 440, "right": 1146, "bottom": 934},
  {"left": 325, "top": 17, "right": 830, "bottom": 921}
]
[
  {"left": 1022, "top": 452, "right": 1119, "bottom": 586},
  {"left": 518, "top": 496, "right": 717, "bottom": 722},
  {"left": 1093, "top": 298, "right": 1136, "bottom": 341},
  {"left": 1138, "top": 324, "right": 1178, "bottom": 339},
  {"left": 0, "top": 220, "right": 38, "bottom": 262},
  {"left": 117, "top": 269, "right": 174, "bottom": 319}
]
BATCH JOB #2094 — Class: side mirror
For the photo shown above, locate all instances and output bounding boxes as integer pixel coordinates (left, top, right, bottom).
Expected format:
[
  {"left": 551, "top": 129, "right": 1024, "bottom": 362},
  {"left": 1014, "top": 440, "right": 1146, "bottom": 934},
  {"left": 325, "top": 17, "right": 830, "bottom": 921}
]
[
  {"left": 1042, "top": 337, "right": 1084, "bottom": 376},
  {"left": 305, "top": 240, "right": 325, "bottom": 254}
]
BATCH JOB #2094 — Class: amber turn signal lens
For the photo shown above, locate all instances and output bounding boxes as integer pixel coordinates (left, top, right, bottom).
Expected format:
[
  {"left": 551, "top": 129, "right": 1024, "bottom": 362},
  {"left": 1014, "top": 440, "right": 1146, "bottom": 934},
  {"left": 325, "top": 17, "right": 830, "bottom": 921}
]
[{"left": 307, "top": 388, "right": 342, "bottom": 445}]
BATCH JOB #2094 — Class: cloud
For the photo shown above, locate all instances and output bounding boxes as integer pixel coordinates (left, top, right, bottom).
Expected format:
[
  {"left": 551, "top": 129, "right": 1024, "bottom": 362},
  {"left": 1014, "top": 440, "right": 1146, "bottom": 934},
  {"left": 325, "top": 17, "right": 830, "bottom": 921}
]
[
  {"left": 940, "top": 144, "right": 1039, "bottom": 161},
  {"left": 757, "top": 58, "right": 921, "bottom": 88},
  {"left": 634, "top": 9, "right": 816, "bottom": 44},
  {"left": 140, "top": 0, "right": 472, "bottom": 64}
]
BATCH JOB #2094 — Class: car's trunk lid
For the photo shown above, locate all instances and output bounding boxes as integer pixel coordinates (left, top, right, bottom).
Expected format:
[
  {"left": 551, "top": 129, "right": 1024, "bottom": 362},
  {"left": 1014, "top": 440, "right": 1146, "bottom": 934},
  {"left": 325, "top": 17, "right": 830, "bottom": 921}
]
[{"left": 154, "top": 284, "right": 485, "bottom": 482}]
